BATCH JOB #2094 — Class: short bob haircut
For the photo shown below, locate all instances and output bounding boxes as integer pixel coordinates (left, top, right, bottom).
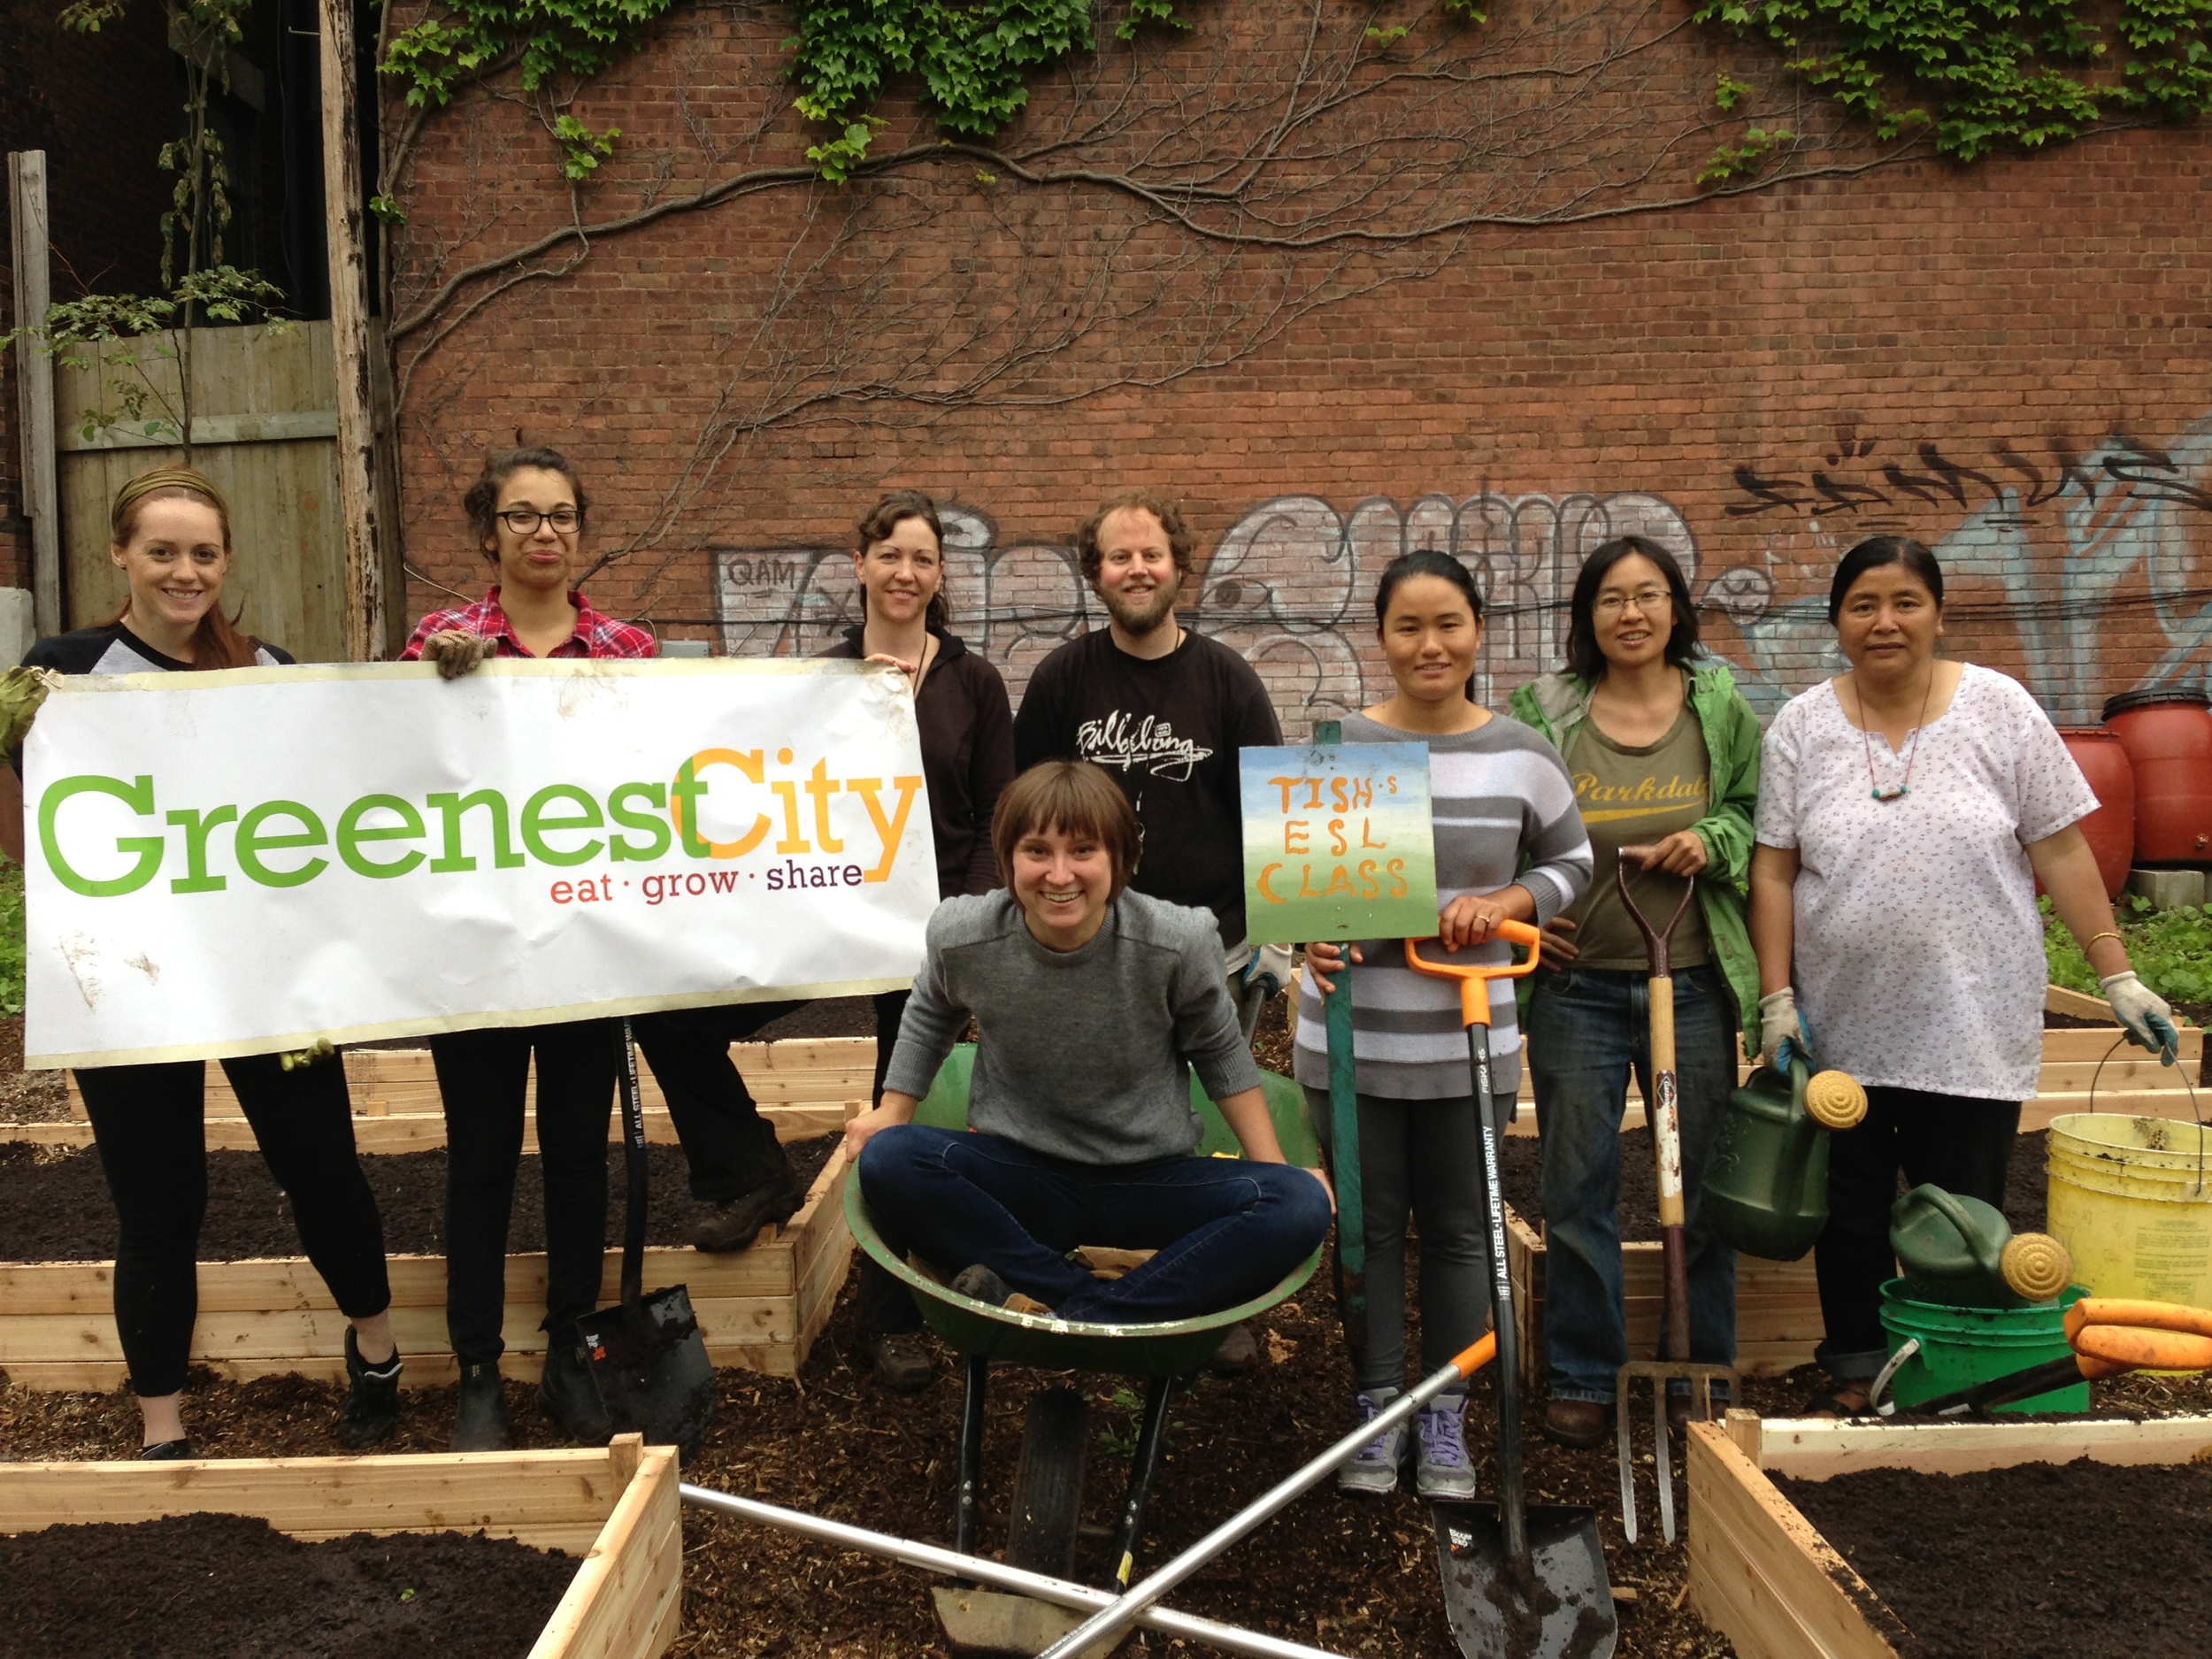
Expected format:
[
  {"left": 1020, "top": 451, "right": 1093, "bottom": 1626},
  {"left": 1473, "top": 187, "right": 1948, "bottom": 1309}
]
[
  {"left": 1828, "top": 535, "right": 1944, "bottom": 623},
  {"left": 856, "top": 488, "right": 949, "bottom": 630},
  {"left": 1564, "top": 535, "right": 1701, "bottom": 683},
  {"left": 464, "top": 447, "right": 588, "bottom": 557},
  {"left": 991, "top": 760, "right": 1141, "bottom": 899},
  {"left": 1077, "top": 489, "right": 1195, "bottom": 588}
]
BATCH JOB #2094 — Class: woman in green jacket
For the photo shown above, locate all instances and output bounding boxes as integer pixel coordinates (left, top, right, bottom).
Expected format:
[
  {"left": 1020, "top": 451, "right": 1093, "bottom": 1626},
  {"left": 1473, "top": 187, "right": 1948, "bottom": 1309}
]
[{"left": 1507, "top": 535, "right": 1762, "bottom": 1449}]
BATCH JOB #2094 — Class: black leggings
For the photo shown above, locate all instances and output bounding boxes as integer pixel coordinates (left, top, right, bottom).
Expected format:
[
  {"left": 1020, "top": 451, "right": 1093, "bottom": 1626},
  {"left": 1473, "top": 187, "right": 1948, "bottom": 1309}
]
[
  {"left": 433, "top": 1022, "right": 618, "bottom": 1367},
  {"left": 1813, "top": 1086, "right": 2021, "bottom": 1379},
  {"left": 78, "top": 1053, "right": 391, "bottom": 1398}
]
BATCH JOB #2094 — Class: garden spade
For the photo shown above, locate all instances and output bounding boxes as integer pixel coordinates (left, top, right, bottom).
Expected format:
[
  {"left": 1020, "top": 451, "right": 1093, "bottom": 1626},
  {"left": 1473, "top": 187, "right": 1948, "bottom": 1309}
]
[
  {"left": 1613, "top": 849, "right": 1735, "bottom": 1547},
  {"left": 1406, "top": 924, "right": 1616, "bottom": 1659},
  {"left": 570, "top": 1020, "right": 716, "bottom": 1462}
]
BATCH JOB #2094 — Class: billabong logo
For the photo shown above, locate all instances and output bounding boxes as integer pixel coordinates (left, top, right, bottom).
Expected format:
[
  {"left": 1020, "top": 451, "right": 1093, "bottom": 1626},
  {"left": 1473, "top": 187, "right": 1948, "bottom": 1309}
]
[{"left": 1076, "top": 711, "right": 1213, "bottom": 781}]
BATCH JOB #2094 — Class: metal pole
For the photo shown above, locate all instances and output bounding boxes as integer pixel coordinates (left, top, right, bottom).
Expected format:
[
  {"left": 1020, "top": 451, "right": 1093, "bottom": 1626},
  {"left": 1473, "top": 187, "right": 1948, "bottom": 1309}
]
[
  {"left": 1035, "top": 1336, "right": 1493, "bottom": 1659},
  {"left": 679, "top": 1482, "right": 1346, "bottom": 1659}
]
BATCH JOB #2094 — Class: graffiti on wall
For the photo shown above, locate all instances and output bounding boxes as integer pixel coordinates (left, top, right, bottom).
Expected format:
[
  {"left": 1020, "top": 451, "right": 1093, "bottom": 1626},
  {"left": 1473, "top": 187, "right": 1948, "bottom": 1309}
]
[{"left": 713, "top": 416, "right": 2212, "bottom": 731}]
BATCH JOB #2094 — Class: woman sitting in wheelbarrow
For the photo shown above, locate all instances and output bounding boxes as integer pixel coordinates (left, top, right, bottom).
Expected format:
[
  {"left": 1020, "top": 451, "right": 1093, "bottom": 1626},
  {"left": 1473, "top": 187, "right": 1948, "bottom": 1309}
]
[{"left": 844, "top": 760, "right": 1335, "bottom": 1322}]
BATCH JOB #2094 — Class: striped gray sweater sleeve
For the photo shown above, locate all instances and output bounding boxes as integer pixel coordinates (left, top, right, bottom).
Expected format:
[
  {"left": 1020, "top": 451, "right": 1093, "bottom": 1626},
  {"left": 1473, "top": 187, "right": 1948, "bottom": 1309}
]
[{"left": 1289, "top": 711, "right": 1592, "bottom": 1101}]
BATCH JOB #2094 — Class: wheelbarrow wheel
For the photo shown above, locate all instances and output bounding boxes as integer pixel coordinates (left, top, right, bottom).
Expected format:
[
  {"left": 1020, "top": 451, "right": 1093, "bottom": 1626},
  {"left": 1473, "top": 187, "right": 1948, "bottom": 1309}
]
[{"left": 1006, "top": 1387, "right": 1091, "bottom": 1578}]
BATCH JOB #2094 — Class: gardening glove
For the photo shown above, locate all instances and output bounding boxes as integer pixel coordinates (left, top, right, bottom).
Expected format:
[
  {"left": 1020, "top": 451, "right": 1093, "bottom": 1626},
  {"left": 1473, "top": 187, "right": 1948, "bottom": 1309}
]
[
  {"left": 420, "top": 629, "right": 497, "bottom": 679},
  {"left": 277, "top": 1037, "right": 337, "bottom": 1071},
  {"left": 2100, "top": 971, "right": 2180, "bottom": 1066},
  {"left": 1758, "top": 987, "right": 1815, "bottom": 1074},
  {"left": 0, "top": 665, "right": 59, "bottom": 757}
]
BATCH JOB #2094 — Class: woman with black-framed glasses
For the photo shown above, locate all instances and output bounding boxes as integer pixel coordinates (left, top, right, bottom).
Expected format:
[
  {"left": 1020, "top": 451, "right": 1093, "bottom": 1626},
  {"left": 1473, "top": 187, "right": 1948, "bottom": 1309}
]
[{"left": 401, "top": 447, "right": 655, "bottom": 1451}]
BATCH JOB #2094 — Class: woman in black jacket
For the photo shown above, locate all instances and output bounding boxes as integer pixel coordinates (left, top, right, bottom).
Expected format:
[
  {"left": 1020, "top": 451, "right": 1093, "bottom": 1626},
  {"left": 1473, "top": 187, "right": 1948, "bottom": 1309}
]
[{"left": 17, "top": 466, "right": 401, "bottom": 1456}]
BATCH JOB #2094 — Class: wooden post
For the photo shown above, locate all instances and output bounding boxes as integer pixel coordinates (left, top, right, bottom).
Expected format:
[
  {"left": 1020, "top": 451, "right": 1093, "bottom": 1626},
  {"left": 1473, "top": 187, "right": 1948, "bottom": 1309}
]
[
  {"left": 8, "top": 151, "right": 60, "bottom": 639},
  {"left": 317, "top": 0, "right": 384, "bottom": 661}
]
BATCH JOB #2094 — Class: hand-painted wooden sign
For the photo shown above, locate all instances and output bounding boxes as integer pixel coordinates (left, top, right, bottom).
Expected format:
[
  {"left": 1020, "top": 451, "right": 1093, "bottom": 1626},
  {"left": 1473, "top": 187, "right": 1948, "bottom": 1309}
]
[{"left": 1239, "top": 741, "right": 1438, "bottom": 944}]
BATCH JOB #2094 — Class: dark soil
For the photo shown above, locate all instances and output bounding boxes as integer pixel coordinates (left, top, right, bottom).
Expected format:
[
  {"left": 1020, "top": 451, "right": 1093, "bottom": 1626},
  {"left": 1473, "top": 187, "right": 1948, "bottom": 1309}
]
[
  {"left": 0, "top": 1134, "right": 839, "bottom": 1263},
  {"left": 1499, "top": 1129, "right": 2050, "bottom": 1241},
  {"left": 750, "top": 996, "right": 879, "bottom": 1041},
  {"left": 6, "top": 1268, "right": 2209, "bottom": 1657},
  {"left": 0, "top": 1016, "right": 68, "bottom": 1122},
  {"left": 0, "top": 1510, "right": 576, "bottom": 1658},
  {"left": 1775, "top": 1458, "right": 2212, "bottom": 1658}
]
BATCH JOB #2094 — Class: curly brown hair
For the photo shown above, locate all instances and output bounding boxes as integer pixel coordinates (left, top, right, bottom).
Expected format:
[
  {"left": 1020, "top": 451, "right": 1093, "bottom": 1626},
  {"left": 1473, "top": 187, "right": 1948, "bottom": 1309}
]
[
  {"left": 1076, "top": 489, "right": 1194, "bottom": 588},
  {"left": 464, "top": 448, "right": 588, "bottom": 559}
]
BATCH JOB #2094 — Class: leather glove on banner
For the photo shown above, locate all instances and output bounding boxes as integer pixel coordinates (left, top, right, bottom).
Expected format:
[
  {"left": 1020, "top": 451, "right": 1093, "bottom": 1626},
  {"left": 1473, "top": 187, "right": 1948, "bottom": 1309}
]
[
  {"left": 421, "top": 630, "right": 498, "bottom": 679},
  {"left": 1758, "top": 987, "right": 1815, "bottom": 1073},
  {"left": 0, "top": 665, "right": 59, "bottom": 756},
  {"left": 2101, "top": 971, "right": 2181, "bottom": 1065}
]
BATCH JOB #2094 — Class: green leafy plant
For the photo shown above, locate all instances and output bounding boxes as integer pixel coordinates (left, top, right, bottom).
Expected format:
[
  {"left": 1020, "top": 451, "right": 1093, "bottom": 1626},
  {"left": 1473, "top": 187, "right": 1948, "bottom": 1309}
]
[
  {"left": 19, "top": 3, "right": 286, "bottom": 462},
  {"left": 1694, "top": 0, "right": 2212, "bottom": 160},
  {"left": 2042, "top": 895, "right": 2212, "bottom": 1005},
  {"left": 0, "top": 862, "right": 25, "bottom": 1019},
  {"left": 1715, "top": 70, "right": 1753, "bottom": 112},
  {"left": 785, "top": 0, "right": 1099, "bottom": 173},
  {"left": 1698, "top": 124, "right": 1796, "bottom": 183}
]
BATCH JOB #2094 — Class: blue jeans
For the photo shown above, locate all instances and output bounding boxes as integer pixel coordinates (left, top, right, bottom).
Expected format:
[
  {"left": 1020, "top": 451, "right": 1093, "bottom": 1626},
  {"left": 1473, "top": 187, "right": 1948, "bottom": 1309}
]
[
  {"left": 857, "top": 1125, "right": 1333, "bottom": 1324},
  {"left": 1526, "top": 962, "right": 1738, "bottom": 1404}
]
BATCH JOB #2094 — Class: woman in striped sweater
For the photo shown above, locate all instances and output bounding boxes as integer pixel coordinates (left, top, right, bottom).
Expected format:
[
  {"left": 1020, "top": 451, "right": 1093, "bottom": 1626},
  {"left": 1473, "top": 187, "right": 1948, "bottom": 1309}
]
[{"left": 1294, "top": 550, "right": 1592, "bottom": 1499}]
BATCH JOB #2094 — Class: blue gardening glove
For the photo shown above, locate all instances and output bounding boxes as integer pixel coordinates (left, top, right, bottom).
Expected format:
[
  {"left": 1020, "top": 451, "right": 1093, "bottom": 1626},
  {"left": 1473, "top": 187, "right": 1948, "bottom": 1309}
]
[
  {"left": 1758, "top": 987, "right": 1816, "bottom": 1074},
  {"left": 2101, "top": 971, "right": 2180, "bottom": 1066}
]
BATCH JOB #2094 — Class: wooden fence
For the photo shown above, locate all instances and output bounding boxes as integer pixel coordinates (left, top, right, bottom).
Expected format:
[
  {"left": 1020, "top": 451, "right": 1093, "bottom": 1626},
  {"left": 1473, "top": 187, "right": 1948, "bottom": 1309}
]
[{"left": 51, "top": 319, "right": 398, "bottom": 663}]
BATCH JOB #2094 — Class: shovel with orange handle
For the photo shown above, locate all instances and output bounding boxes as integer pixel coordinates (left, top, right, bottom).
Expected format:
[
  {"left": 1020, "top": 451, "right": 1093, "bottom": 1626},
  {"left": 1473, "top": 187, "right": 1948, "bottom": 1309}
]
[{"left": 1403, "top": 919, "right": 1617, "bottom": 1659}]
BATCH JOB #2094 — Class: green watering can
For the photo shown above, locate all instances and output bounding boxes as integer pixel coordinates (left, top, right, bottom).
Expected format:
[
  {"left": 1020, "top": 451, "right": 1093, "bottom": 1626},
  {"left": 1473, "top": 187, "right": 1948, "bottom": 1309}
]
[
  {"left": 1889, "top": 1184, "right": 2074, "bottom": 1308},
  {"left": 1702, "top": 1057, "right": 1869, "bottom": 1261}
]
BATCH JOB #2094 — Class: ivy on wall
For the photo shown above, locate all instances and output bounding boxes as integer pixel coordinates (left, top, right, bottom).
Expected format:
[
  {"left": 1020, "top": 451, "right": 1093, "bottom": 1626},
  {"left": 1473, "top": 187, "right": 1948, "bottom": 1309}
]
[
  {"left": 1694, "top": 0, "right": 2212, "bottom": 161},
  {"left": 373, "top": 0, "right": 2212, "bottom": 187}
]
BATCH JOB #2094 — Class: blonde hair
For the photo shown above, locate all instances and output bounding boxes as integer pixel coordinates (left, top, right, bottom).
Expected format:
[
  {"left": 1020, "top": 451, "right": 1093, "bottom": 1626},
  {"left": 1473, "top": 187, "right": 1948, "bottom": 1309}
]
[{"left": 109, "top": 465, "right": 257, "bottom": 669}]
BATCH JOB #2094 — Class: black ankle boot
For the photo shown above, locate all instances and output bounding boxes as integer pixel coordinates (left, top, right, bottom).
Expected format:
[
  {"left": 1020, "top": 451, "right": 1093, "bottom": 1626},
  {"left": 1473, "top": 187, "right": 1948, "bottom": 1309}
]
[
  {"left": 338, "top": 1327, "right": 403, "bottom": 1450},
  {"left": 451, "top": 1361, "right": 513, "bottom": 1452},
  {"left": 539, "top": 1338, "right": 614, "bottom": 1446}
]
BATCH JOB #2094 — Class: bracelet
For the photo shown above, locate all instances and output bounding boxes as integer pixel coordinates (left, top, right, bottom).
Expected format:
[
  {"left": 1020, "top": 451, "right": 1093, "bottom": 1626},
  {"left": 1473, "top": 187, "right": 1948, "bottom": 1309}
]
[{"left": 2085, "top": 931, "right": 2123, "bottom": 949}]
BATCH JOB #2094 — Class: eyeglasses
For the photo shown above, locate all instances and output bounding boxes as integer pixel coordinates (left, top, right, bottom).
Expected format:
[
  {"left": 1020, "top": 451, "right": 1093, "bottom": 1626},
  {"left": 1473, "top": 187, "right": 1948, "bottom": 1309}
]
[
  {"left": 499, "top": 507, "right": 582, "bottom": 535},
  {"left": 1594, "top": 587, "right": 1671, "bottom": 618}
]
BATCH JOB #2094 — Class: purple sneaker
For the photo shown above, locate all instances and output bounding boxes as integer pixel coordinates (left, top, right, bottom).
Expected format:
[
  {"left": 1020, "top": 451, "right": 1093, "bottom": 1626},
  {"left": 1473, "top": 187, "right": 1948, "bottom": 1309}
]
[
  {"left": 1338, "top": 1388, "right": 1408, "bottom": 1495},
  {"left": 1416, "top": 1393, "right": 1478, "bottom": 1502}
]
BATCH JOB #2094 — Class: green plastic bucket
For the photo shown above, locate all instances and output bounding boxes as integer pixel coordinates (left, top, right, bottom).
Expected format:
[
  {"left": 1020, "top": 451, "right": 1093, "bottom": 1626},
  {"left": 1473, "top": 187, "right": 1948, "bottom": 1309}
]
[{"left": 1877, "top": 1279, "right": 2090, "bottom": 1414}]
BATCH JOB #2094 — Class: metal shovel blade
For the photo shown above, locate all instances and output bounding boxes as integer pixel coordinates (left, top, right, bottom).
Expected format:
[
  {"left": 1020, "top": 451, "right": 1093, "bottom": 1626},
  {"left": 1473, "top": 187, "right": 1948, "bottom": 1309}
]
[
  {"left": 1432, "top": 1501, "right": 1617, "bottom": 1659},
  {"left": 574, "top": 1282, "right": 717, "bottom": 1462}
]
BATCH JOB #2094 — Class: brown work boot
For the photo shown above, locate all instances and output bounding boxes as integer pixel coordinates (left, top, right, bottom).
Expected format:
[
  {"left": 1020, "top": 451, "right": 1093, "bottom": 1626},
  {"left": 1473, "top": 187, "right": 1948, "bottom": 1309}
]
[
  {"left": 1540, "top": 1397, "right": 1610, "bottom": 1449},
  {"left": 1205, "top": 1321, "right": 1259, "bottom": 1375},
  {"left": 690, "top": 1163, "right": 808, "bottom": 1251}
]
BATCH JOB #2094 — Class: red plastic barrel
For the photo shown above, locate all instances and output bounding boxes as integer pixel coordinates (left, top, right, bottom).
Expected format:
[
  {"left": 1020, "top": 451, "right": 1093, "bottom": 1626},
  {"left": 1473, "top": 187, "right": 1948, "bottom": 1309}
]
[
  {"left": 2103, "top": 688, "right": 2212, "bottom": 866},
  {"left": 2055, "top": 728, "right": 2136, "bottom": 899}
]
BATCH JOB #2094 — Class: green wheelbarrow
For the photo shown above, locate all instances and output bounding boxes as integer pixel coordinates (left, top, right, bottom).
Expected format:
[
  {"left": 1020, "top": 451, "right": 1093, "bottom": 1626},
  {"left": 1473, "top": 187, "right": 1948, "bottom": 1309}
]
[{"left": 843, "top": 1044, "right": 1325, "bottom": 1655}]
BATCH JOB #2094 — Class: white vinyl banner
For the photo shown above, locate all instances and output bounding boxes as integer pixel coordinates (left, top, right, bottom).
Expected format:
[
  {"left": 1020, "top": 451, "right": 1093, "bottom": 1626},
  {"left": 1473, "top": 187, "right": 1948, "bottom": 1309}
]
[{"left": 22, "top": 658, "right": 939, "bottom": 1067}]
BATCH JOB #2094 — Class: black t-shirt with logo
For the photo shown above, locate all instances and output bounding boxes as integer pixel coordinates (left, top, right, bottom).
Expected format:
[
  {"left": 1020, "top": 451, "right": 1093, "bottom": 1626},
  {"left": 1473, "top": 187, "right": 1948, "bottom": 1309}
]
[{"left": 1013, "top": 626, "right": 1281, "bottom": 948}]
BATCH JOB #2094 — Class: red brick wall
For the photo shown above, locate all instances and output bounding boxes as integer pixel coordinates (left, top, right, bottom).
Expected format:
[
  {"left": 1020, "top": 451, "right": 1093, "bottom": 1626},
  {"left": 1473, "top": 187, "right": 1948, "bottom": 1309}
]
[
  {"left": 385, "top": 4, "right": 2212, "bottom": 726},
  {"left": 1, "top": 2, "right": 176, "bottom": 592}
]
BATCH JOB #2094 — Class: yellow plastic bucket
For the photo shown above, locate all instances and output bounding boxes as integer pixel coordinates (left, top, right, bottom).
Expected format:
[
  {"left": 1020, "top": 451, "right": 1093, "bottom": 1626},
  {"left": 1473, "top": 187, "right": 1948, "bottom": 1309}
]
[{"left": 2046, "top": 1114, "right": 2212, "bottom": 1308}]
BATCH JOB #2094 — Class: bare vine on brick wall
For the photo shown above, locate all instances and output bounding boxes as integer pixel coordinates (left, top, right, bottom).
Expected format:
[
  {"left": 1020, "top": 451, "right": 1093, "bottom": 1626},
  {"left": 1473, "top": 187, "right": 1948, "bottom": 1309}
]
[{"left": 381, "top": 0, "right": 1919, "bottom": 597}]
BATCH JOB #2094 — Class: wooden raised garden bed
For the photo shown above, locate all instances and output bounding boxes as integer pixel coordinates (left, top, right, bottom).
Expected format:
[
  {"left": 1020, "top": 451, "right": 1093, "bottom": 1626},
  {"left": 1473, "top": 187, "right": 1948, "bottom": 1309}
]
[
  {"left": 1502, "top": 1015, "right": 2203, "bottom": 1385},
  {"left": 7, "top": 1035, "right": 877, "bottom": 1153},
  {"left": 1686, "top": 1409, "right": 2212, "bottom": 1659},
  {"left": 0, "top": 1434, "right": 681, "bottom": 1658},
  {"left": 0, "top": 1141, "right": 854, "bottom": 1392}
]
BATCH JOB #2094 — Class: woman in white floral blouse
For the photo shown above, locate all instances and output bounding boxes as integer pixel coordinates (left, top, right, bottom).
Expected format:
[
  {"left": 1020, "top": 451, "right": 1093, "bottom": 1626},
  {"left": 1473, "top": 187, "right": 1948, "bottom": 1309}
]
[{"left": 1748, "top": 535, "right": 2177, "bottom": 1415}]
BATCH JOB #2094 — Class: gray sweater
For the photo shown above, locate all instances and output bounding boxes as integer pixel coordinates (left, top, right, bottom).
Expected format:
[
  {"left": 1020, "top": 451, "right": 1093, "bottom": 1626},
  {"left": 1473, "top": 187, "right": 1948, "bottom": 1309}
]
[{"left": 882, "top": 889, "right": 1265, "bottom": 1164}]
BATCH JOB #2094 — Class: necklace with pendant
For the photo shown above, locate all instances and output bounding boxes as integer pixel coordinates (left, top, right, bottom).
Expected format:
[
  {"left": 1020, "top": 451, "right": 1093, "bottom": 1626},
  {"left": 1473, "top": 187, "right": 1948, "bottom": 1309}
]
[{"left": 1858, "top": 669, "right": 1935, "bottom": 802}]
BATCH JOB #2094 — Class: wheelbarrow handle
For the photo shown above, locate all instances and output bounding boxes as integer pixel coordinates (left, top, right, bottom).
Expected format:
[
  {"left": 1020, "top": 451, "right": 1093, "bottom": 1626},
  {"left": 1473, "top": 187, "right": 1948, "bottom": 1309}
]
[{"left": 1402, "top": 919, "right": 1543, "bottom": 1028}]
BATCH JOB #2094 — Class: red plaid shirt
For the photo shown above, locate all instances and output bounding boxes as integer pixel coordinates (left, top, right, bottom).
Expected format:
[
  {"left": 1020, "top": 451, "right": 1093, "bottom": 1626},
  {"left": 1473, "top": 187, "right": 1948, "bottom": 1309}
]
[{"left": 401, "top": 588, "right": 657, "bottom": 662}]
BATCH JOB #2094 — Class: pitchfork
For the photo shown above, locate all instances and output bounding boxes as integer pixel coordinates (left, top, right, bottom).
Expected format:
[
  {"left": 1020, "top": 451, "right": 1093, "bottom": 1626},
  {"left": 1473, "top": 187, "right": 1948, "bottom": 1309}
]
[{"left": 1613, "top": 846, "right": 1735, "bottom": 1546}]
